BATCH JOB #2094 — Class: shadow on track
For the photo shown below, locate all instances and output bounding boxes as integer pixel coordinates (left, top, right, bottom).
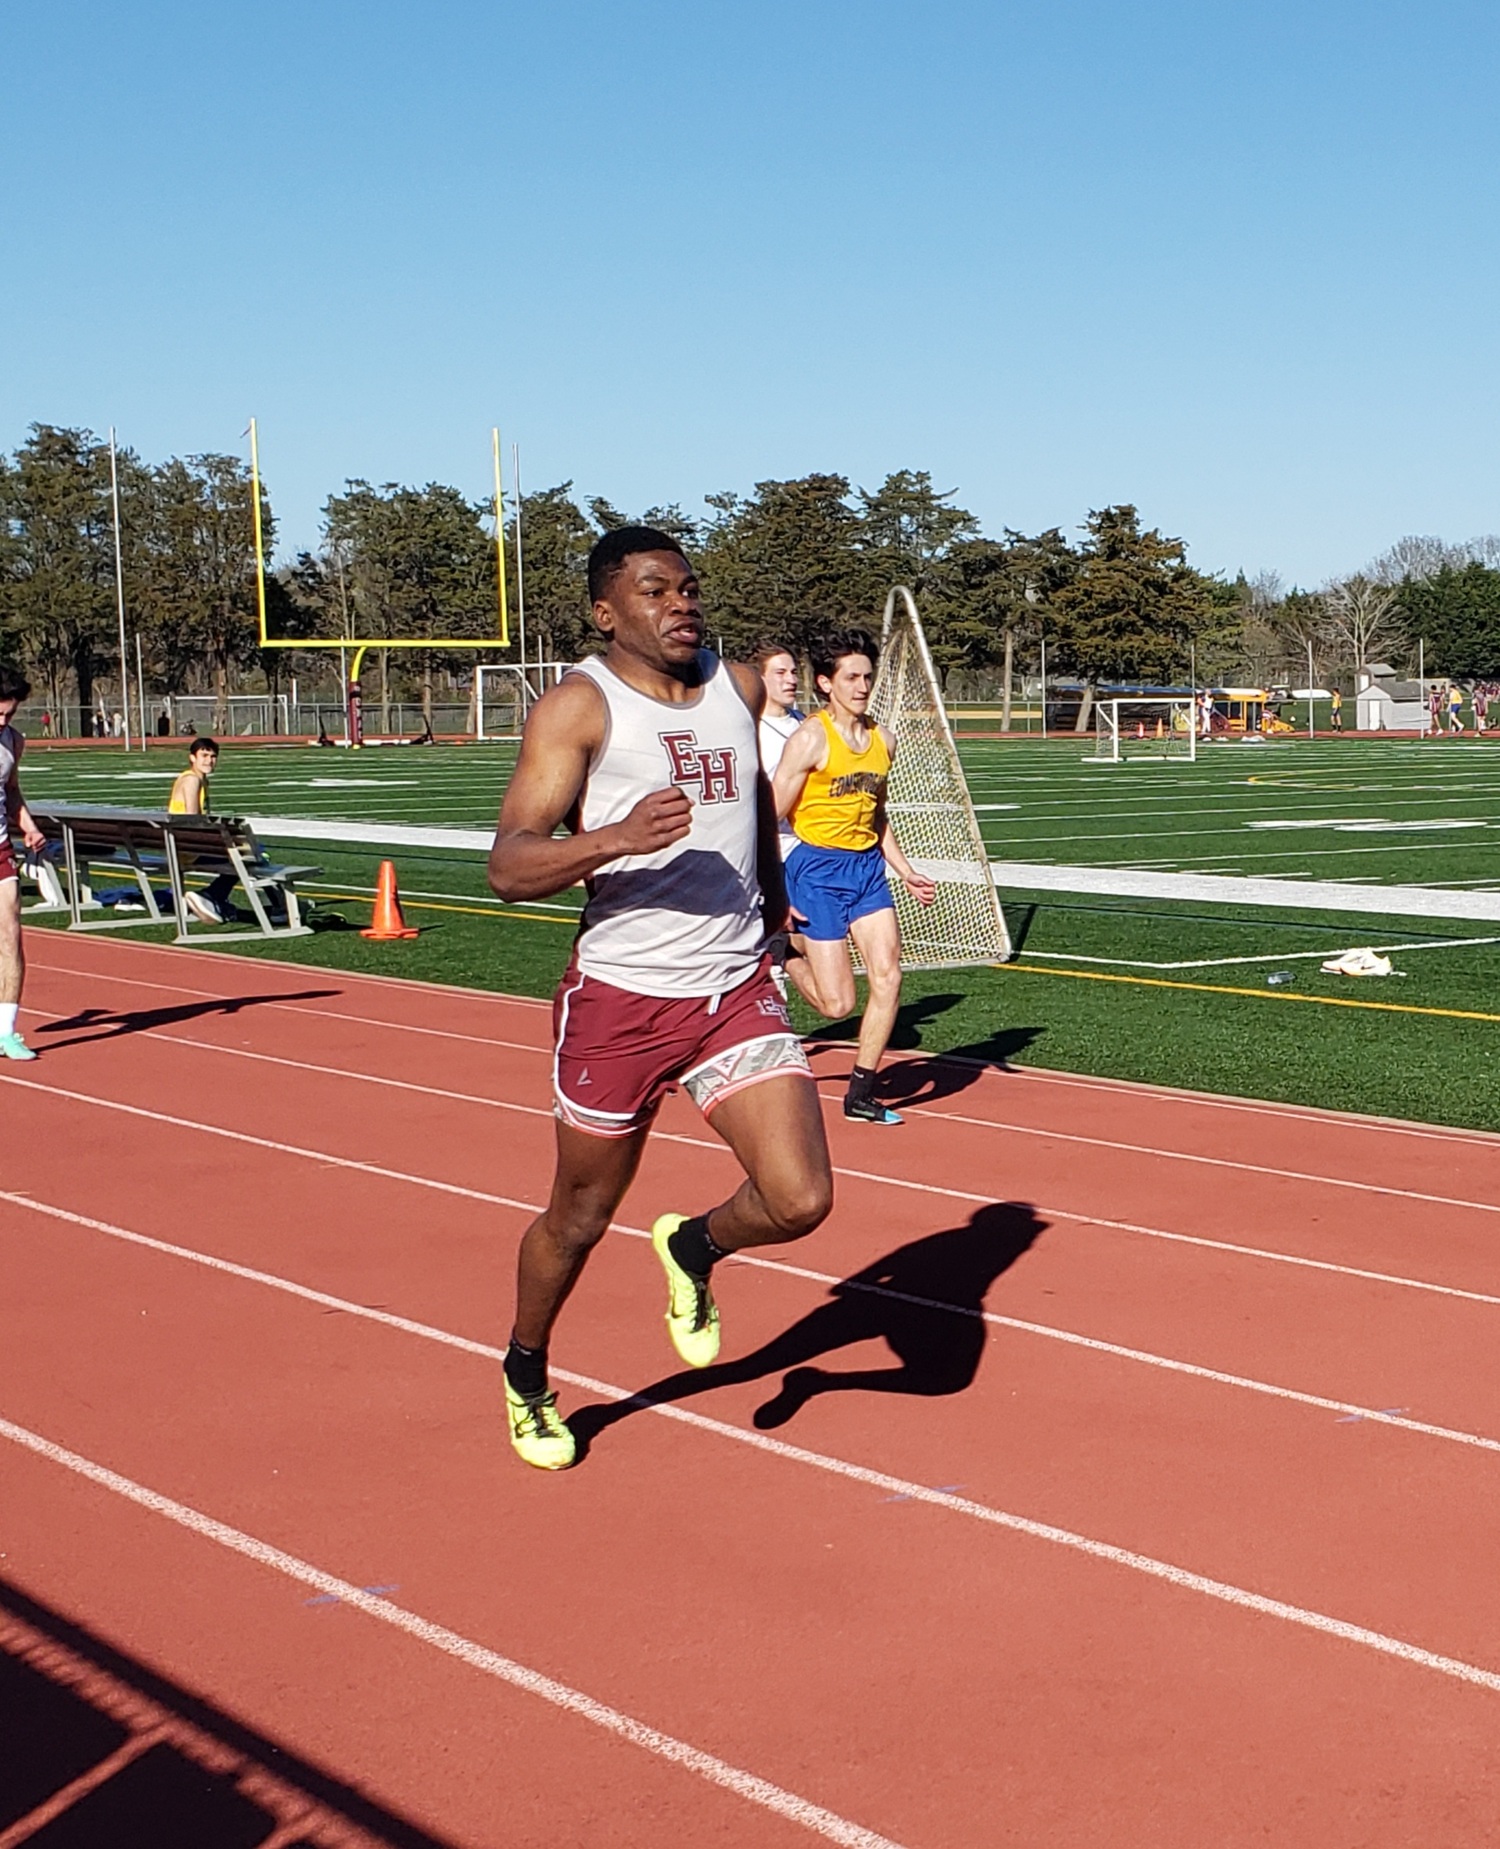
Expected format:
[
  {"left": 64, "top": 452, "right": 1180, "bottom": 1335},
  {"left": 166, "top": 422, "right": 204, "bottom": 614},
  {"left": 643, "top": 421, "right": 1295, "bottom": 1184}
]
[
  {"left": 805, "top": 1016, "right": 1047, "bottom": 1108},
  {"left": 570, "top": 1201, "right": 1046, "bottom": 1457},
  {"left": 0, "top": 1573, "right": 458, "bottom": 1846},
  {"left": 35, "top": 990, "right": 342, "bottom": 1048}
]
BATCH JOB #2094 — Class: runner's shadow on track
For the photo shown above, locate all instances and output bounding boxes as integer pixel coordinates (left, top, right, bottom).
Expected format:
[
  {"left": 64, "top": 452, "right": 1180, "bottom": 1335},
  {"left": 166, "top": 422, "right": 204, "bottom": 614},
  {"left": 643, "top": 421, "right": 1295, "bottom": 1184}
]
[
  {"left": 805, "top": 1024, "right": 1045, "bottom": 1108},
  {"left": 568, "top": 1202, "right": 1045, "bottom": 1458},
  {"left": 35, "top": 990, "right": 341, "bottom": 1048}
]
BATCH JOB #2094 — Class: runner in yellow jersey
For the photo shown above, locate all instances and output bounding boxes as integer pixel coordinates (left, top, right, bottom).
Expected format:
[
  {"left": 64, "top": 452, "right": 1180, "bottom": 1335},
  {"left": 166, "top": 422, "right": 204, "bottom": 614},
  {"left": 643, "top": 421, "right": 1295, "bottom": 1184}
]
[
  {"left": 169, "top": 737, "right": 237, "bottom": 924},
  {"left": 772, "top": 631, "right": 935, "bottom": 1124}
]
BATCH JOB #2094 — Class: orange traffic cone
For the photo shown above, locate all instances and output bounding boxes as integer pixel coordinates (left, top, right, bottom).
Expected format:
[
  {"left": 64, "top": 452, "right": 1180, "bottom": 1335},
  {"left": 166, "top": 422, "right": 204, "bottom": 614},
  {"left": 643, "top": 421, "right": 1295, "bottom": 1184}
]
[{"left": 362, "top": 860, "right": 419, "bottom": 939}]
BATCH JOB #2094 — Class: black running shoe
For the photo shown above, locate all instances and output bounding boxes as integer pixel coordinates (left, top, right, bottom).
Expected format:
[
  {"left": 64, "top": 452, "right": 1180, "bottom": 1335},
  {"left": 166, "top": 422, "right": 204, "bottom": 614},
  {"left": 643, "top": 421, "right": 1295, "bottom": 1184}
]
[{"left": 843, "top": 1096, "right": 903, "bottom": 1125}]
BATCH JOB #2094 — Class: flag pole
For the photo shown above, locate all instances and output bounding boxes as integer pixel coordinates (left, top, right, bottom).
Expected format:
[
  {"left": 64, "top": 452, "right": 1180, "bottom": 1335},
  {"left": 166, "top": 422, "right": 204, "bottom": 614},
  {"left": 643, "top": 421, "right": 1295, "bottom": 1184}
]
[
  {"left": 108, "top": 428, "right": 131, "bottom": 748},
  {"left": 491, "top": 428, "right": 510, "bottom": 648},
  {"left": 1307, "top": 639, "right": 1315, "bottom": 739},
  {"left": 249, "top": 418, "right": 268, "bottom": 646},
  {"left": 513, "top": 442, "right": 529, "bottom": 705}
]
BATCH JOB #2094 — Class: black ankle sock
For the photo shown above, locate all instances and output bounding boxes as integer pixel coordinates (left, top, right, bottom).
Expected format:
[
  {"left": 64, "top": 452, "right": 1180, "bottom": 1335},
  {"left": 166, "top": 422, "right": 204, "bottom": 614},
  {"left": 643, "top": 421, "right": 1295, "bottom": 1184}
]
[
  {"left": 846, "top": 1064, "right": 877, "bottom": 1104},
  {"left": 668, "top": 1214, "right": 727, "bottom": 1280},
  {"left": 504, "top": 1336, "right": 549, "bottom": 1399}
]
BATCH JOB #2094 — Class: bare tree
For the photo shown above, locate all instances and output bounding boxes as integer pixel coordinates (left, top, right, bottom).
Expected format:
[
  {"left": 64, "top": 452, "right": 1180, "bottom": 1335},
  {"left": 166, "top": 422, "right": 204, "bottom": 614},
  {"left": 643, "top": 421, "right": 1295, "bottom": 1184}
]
[
  {"left": 1368, "top": 532, "right": 1500, "bottom": 583},
  {"left": 1367, "top": 536, "right": 1460, "bottom": 585},
  {"left": 1321, "top": 575, "right": 1405, "bottom": 672}
]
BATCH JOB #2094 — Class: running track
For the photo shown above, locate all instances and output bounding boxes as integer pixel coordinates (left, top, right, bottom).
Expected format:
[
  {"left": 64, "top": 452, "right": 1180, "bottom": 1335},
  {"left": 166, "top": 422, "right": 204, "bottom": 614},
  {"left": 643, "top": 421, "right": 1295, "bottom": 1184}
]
[{"left": 2, "top": 935, "right": 1499, "bottom": 1845}]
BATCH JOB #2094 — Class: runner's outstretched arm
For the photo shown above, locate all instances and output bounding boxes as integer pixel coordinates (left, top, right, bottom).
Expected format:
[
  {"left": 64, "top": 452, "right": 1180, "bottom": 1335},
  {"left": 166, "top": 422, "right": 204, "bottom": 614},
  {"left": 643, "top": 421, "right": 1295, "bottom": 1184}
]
[{"left": 489, "top": 677, "right": 692, "bottom": 901}]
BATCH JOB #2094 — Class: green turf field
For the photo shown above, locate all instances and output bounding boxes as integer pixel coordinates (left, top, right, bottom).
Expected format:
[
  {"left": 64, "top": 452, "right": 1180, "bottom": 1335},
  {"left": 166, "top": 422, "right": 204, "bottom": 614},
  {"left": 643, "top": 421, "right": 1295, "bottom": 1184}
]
[{"left": 19, "top": 736, "right": 1500, "bottom": 1131}]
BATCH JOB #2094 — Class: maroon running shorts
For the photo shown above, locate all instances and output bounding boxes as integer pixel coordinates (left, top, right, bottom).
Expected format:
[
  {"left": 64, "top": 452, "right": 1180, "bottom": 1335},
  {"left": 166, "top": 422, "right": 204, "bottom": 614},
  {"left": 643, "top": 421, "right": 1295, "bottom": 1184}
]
[{"left": 551, "top": 956, "right": 811, "bottom": 1138}]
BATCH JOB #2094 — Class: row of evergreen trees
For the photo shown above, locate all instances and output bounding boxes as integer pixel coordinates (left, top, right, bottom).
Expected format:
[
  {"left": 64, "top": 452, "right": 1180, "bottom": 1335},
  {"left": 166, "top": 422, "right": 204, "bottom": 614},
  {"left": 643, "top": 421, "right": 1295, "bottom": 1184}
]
[{"left": 3, "top": 423, "right": 1497, "bottom": 725}]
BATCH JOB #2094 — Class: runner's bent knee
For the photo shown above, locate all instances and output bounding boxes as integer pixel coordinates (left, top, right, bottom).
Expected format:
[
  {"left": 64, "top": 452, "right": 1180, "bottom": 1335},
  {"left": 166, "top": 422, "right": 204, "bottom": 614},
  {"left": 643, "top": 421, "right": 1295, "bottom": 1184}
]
[{"left": 756, "top": 1163, "right": 833, "bottom": 1241}]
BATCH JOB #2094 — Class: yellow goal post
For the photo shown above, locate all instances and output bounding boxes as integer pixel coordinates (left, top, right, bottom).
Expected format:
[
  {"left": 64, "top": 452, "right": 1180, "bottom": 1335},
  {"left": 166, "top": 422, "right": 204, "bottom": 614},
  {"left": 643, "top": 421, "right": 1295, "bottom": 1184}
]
[{"left": 249, "top": 421, "right": 513, "bottom": 693}]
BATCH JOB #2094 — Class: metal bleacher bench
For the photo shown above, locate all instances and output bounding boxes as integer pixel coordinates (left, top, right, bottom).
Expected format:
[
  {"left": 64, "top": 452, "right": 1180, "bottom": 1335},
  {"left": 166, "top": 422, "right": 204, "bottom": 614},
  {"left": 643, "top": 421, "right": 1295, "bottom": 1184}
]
[{"left": 21, "top": 804, "right": 321, "bottom": 943}]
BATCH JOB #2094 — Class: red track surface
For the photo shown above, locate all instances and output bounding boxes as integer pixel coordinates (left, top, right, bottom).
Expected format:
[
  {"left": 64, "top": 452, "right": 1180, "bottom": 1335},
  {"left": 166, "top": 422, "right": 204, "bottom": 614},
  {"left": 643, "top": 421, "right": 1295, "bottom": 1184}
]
[{"left": 3, "top": 933, "right": 1499, "bottom": 1846}]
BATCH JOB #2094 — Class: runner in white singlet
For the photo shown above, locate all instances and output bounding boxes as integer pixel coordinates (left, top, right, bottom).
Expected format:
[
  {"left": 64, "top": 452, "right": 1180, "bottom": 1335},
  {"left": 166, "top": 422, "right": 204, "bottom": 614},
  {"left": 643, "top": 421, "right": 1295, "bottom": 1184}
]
[
  {"left": 0, "top": 671, "right": 46, "bottom": 1060},
  {"left": 487, "top": 528, "right": 833, "bottom": 1471},
  {"left": 750, "top": 642, "right": 804, "bottom": 860}
]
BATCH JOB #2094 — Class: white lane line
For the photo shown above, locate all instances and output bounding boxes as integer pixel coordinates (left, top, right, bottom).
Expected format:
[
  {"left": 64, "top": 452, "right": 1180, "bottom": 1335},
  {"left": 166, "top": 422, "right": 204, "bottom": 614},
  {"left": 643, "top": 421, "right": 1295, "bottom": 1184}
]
[
  {"left": 0, "top": 1415, "right": 903, "bottom": 1849},
  {"left": 27, "top": 948, "right": 553, "bottom": 1013},
  {"left": 32, "top": 953, "right": 1500, "bottom": 1153},
  {"left": 7, "top": 1188, "right": 1499, "bottom": 1472},
  {"left": 110, "top": 1037, "right": 1500, "bottom": 1285},
  {"left": 5, "top": 1204, "right": 1500, "bottom": 1704},
  {"left": 883, "top": 1106, "right": 1500, "bottom": 1218},
  {"left": 17, "top": 1040, "right": 1500, "bottom": 1300},
  {"left": 8, "top": 1061, "right": 1500, "bottom": 1323},
  {"left": 24, "top": 992, "right": 1500, "bottom": 1221},
  {"left": 0, "top": 1075, "right": 539, "bottom": 1213},
  {"left": 1040, "top": 1208, "right": 1500, "bottom": 1305}
]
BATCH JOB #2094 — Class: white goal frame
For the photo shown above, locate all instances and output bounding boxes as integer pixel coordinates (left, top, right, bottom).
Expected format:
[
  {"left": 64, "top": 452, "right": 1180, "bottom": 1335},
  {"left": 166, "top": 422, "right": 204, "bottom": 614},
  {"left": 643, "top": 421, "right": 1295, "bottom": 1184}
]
[
  {"left": 1090, "top": 697, "right": 1198, "bottom": 764},
  {"left": 863, "top": 585, "right": 1012, "bottom": 969},
  {"left": 475, "top": 662, "right": 571, "bottom": 739}
]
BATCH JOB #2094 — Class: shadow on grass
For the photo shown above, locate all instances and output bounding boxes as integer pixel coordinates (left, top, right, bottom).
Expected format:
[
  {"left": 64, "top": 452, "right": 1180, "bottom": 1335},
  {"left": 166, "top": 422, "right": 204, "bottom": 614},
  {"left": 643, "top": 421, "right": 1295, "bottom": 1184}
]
[
  {"left": 569, "top": 1202, "right": 1045, "bottom": 1459},
  {"left": 36, "top": 989, "right": 341, "bottom": 1048}
]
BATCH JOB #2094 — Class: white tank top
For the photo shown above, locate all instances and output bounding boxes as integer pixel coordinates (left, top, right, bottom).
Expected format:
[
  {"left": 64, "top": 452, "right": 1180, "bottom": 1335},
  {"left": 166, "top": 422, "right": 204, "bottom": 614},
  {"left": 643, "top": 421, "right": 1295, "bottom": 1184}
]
[
  {"left": 758, "top": 708, "right": 802, "bottom": 859},
  {"left": 570, "top": 652, "right": 764, "bottom": 998}
]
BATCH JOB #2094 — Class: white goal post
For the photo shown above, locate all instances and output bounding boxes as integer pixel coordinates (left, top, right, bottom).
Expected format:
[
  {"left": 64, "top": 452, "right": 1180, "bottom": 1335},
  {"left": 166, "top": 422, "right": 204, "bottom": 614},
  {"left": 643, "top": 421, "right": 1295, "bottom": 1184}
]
[
  {"left": 1090, "top": 697, "right": 1198, "bottom": 764},
  {"left": 476, "top": 663, "right": 571, "bottom": 739},
  {"left": 865, "top": 586, "right": 1012, "bottom": 968}
]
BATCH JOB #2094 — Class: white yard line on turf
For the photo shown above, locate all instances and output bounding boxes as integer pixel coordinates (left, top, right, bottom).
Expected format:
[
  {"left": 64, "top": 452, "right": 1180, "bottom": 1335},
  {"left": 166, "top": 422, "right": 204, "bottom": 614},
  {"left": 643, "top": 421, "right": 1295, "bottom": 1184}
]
[
  {"left": 5, "top": 1200, "right": 1500, "bottom": 1706},
  {"left": 244, "top": 817, "right": 495, "bottom": 851},
  {"left": 993, "top": 862, "right": 1500, "bottom": 921},
  {"left": 1028, "top": 934, "right": 1500, "bottom": 972},
  {"left": 0, "top": 1413, "right": 903, "bottom": 1849}
]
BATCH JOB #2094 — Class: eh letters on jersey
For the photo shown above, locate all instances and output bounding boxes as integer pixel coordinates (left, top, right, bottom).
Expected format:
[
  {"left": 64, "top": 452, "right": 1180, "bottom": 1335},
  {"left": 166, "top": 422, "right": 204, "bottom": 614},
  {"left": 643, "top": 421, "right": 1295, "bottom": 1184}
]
[{"left": 659, "top": 730, "right": 740, "bottom": 804}]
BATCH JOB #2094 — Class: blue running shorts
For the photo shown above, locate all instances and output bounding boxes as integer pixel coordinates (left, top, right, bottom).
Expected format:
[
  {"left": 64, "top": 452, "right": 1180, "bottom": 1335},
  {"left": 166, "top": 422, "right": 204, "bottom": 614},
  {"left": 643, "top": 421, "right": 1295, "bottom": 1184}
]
[{"left": 785, "top": 841, "right": 895, "bottom": 940}]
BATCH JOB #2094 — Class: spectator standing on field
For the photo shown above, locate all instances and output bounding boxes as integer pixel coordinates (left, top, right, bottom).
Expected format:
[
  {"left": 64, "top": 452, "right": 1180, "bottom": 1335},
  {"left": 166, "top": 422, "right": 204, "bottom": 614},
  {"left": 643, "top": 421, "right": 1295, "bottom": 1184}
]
[
  {"left": 0, "top": 668, "right": 46, "bottom": 1060},
  {"left": 1330, "top": 689, "right": 1343, "bottom": 733}
]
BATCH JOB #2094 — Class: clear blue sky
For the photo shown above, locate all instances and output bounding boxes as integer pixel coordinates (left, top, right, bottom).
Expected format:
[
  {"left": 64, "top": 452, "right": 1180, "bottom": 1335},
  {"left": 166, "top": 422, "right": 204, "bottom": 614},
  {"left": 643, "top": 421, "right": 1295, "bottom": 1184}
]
[{"left": 4, "top": 0, "right": 1497, "bottom": 586}]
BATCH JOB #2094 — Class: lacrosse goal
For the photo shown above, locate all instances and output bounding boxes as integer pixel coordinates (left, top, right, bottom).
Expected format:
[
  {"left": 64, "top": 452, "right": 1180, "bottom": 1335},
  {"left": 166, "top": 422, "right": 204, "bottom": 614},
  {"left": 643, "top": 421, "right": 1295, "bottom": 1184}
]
[{"left": 865, "top": 586, "right": 1012, "bottom": 967}]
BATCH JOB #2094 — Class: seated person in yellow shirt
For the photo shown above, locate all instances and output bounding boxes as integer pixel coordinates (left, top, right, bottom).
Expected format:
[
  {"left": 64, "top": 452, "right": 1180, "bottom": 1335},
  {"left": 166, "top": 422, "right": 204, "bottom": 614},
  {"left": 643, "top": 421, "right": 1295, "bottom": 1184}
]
[
  {"left": 772, "top": 631, "right": 935, "bottom": 1125},
  {"left": 169, "top": 737, "right": 237, "bottom": 924}
]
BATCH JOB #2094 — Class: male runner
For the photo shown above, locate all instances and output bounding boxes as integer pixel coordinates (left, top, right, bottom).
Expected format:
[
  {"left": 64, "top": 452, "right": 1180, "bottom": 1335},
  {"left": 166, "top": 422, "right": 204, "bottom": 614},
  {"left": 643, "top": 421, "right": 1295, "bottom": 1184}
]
[
  {"left": 488, "top": 528, "right": 833, "bottom": 1470},
  {"left": 752, "top": 641, "right": 803, "bottom": 857},
  {"left": 772, "top": 632, "right": 935, "bottom": 1126},
  {"left": 0, "top": 669, "right": 46, "bottom": 1060}
]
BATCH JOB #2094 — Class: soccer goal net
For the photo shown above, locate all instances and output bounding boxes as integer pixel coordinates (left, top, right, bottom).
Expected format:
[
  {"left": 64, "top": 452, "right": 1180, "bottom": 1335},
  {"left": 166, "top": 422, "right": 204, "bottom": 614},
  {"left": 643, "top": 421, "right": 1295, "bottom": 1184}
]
[
  {"left": 475, "top": 663, "right": 571, "bottom": 739},
  {"left": 164, "top": 695, "right": 291, "bottom": 737},
  {"left": 1090, "top": 697, "right": 1198, "bottom": 763},
  {"left": 864, "top": 586, "right": 1012, "bottom": 968}
]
